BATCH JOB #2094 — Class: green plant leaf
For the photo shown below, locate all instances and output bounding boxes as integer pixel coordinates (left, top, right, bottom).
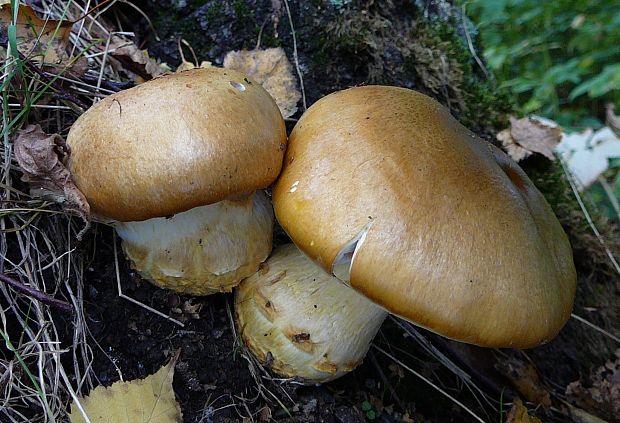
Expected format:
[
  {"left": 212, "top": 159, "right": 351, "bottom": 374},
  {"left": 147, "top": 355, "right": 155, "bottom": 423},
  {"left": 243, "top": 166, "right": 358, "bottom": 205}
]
[{"left": 569, "top": 63, "right": 620, "bottom": 100}]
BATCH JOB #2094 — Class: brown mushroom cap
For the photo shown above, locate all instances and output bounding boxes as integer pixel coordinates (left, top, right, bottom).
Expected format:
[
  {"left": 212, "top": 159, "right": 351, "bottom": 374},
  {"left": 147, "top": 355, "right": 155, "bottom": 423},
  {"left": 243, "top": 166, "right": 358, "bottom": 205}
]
[
  {"left": 67, "top": 67, "right": 286, "bottom": 222},
  {"left": 273, "top": 86, "right": 576, "bottom": 348}
]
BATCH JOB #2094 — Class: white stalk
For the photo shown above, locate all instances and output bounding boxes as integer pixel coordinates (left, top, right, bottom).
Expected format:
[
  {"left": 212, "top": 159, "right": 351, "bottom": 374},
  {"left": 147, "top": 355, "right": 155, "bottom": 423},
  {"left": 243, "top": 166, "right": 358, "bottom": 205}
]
[
  {"left": 115, "top": 190, "right": 273, "bottom": 295},
  {"left": 235, "top": 244, "right": 387, "bottom": 384}
]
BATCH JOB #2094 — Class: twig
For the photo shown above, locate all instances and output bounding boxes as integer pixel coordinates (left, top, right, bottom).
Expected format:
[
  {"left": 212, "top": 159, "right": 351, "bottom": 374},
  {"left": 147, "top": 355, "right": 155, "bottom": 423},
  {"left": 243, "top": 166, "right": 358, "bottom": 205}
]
[
  {"left": 558, "top": 156, "right": 620, "bottom": 275},
  {"left": 81, "top": 75, "right": 134, "bottom": 92},
  {"left": 368, "top": 350, "right": 405, "bottom": 411},
  {"left": 112, "top": 232, "right": 185, "bottom": 327},
  {"left": 283, "top": 0, "right": 306, "bottom": 111},
  {"left": 255, "top": 16, "right": 270, "bottom": 50},
  {"left": 571, "top": 313, "right": 620, "bottom": 344},
  {"left": 0, "top": 272, "right": 73, "bottom": 313},
  {"left": 373, "top": 344, "right": 486, "bottom": 423},
  {"left": 460, "top": 3, "right": 490, "bottom": 80}
]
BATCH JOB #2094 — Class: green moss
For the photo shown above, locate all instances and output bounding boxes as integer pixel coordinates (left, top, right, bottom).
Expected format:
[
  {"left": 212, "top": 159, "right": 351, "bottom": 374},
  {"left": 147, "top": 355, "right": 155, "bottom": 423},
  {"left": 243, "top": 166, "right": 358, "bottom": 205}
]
[
  {"left": 318, "top": 5, "right": 393, "bottom": 82},
  {"left": 316, "top": 2, "right": 512, "bottom": 134},
  {"left": 528, "top": 160, "right": 620, "bottom": 275},
  {"left": 204, "top": 0, "right": 224, "bottom": 23},
  {"left": 401, "top": 19, "right": 514, "bottom": 131},
  {"left": 256, "top": 27, "right": 283, "bottom": 48},
  {"left": 232, "top": 0, "right": 251, "bottom": 24}
]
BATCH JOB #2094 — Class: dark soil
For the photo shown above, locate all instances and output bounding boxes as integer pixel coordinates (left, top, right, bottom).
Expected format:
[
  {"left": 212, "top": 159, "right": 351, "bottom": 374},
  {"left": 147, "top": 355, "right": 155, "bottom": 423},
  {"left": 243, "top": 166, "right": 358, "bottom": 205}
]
[{"left": 53, "top": 224, "right": 491, "bottom": 423}]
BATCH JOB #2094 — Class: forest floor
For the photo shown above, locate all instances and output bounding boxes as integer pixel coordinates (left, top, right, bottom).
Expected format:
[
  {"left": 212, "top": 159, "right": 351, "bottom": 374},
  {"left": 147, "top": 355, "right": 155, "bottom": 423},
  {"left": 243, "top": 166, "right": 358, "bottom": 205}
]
[{"left": 1, "top": 1, "right": 619, "bottom": 422}]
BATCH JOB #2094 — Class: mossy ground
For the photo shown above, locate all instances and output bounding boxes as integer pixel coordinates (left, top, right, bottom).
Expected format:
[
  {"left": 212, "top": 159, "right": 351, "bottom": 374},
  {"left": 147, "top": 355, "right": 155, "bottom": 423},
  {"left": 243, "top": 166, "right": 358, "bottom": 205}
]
[{"left": 137, "top": 0, "right": 512, "bottom": 131}]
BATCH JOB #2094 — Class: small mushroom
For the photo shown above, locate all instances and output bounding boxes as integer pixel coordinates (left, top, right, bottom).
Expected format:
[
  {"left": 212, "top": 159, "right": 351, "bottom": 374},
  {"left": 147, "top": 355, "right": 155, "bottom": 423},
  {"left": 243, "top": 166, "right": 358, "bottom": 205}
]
[
  {"left": 272, "top": 86, "right": 576, "bottom": 349},
  {"left": 67, "top": 68, "right": 286, "bottom": 294},
  {"left": 235, "top": 244, "right": 387, "bottom": 384}
]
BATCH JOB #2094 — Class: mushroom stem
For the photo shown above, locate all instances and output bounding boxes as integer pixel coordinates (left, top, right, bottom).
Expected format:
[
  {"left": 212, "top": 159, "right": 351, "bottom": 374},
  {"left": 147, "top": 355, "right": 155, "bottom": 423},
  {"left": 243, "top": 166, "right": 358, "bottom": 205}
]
[
  {"left": 235, "top": 244, "right": 387, "bottom": 384},
  {"left": 115, "top": 190, "right": 273, "bottom": 295}
]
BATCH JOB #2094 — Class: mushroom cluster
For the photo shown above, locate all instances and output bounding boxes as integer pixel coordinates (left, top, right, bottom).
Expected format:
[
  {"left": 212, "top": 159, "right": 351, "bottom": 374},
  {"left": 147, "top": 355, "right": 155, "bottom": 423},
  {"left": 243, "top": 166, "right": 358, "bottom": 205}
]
[{"left": 68, "top": 72, "right": 576, "bottom": 385}]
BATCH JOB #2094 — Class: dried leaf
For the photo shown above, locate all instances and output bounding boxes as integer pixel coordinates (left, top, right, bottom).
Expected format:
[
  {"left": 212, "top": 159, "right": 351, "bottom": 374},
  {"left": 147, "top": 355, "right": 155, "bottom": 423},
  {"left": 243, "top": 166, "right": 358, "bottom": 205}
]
[
  {"left": 496, "top": 357, "right": 551, "bottom": 408},
  {"left": 566, "top": 349, "right": 620, "bottom": 422},
  {"left": 258, "top": 406, "right": 272, "bottom": 423},
  {"left": 388, "top": 363, "right": 405, "bottom": 379},
  {"left": 0, "top": 3, "right": 72, "bottom": 64},
  {"left": 14, "top": 125, "right": 90, "bottom": 235},
  {"left": 606, "top": 103, "right": 620, "bottom": 139},
  {"left": 173, "top": 300, "right": 202, "bottom": 322},
  {"left": 224, "top": 47, "right": 301, "bottom": 118},
  {"left": 0, "top": 3, "right": 90, "bottom": 79},
  {"left": 69, "top": 356, "right": 182, "bottom": 423},
  {"left": 175, "top": 60, "right": 212, "bottom": 73},
  {"left": 65, "top": 55, "right": 89, "bottom": 78},
  {"left": 175, "top": 60, "right": 196, "bottom": 73},
  {"left": 108, "top": 35, "right": 170, "bottom": 82},
  {"left": 506, "top": 399, "right": 542, "bottom": 423},
  {"left": 497, "top": 116, "right": 563, "bottom": 161},
  {"left": 567, "top": 405, "right": 610, "bottom": 423}
]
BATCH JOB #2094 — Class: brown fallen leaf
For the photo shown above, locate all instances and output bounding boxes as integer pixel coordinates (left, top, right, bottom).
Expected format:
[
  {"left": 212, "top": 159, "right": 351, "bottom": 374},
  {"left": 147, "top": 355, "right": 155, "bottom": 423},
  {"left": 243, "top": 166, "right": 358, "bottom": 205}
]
[
  {"left": 69, "top": 354, "right": 182, "bottom": 423},
  {"left": 606, "top": 103, "right": 620, "bottom": 138},
  {"left": 171, "top": 299, "right": 202, "bottom": 322},
  {"left": 14, "top": 125, "right": 90, "bottom": 237},
  {"left": 0, "top": 3, "right": 71, "bottom": 63},
  {"left": 496, "top": 357, "right": 551, "bottom": 408},
  {"left": 0, "top": 3, "right": 90, "bottom": 79},
  {"left": 506, "top": 398, "right": 542, "bottom": 423},
  {"left": 258, "top": 406, "right": 272, "bottom": 423},
  {"left": 224, "top": 47, "right": 301, "bottom": 118},
  {"left": 567, "top": 405, "right": 610, "bottom": 423},
  {"left": 497, "top": 116, "right": 563, "bottom": 162},
  {"left": 108, "top": 35, "right": 170, "bottom": 82},
  {"left": 566, "top": 349, "right": 620, "bottom": 422}
]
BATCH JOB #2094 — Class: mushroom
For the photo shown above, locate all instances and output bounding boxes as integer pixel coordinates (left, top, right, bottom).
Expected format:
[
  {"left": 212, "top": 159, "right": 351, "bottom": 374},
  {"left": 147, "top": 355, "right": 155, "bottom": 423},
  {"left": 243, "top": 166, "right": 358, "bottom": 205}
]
[
  {"left": 235, "top": 244, "right": 387, "bottom": 384},
  {"left": 67, "top": 68, "right": 286, "bottom": 294},
  {"left": 270, "top": 86, "right": 576, "bottom": 349}
]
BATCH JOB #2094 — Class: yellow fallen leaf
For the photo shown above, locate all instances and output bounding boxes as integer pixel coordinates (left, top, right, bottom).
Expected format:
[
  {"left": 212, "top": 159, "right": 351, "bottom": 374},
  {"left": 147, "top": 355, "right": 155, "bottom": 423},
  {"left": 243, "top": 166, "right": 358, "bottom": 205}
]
[
  {"left": 69, "top": 357, "right": 182, "bottom": 423},
  {"left": 224, "top": 47, "right": 301, "bottom": 118},
  {"left": 496, "top": 357, "right": 551, "bottom": 408},
  {"left": 175, "top": 60, "right": 196, "bottom": 73},
  {"left": 175, "top": 60, "right": 213, "bottom": 73},
  {"left": 506, "top": 399, "right": 542, "bottom": 423}
]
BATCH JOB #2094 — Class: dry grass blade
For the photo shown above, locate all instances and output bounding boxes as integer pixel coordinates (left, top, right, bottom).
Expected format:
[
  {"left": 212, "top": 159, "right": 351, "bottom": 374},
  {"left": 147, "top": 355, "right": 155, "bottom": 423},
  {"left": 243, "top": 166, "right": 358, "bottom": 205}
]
[
  {"left": 224, "top": 301, "right": 294, "bottom": 418},
  {"left": 391, "top": 317, "right": 498, "bottom": 408},
  {"left": 0, "top": 1, "right": 150, "bottom": 421},
  {"left": 372, "top": 344, "right": 487, "bottom": 423},
  {"left": 112, "top": 232, "right": 184, "bottom": 328},
  {"left": 557, "top": 156, "right": 620, "bottom": 276}
]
